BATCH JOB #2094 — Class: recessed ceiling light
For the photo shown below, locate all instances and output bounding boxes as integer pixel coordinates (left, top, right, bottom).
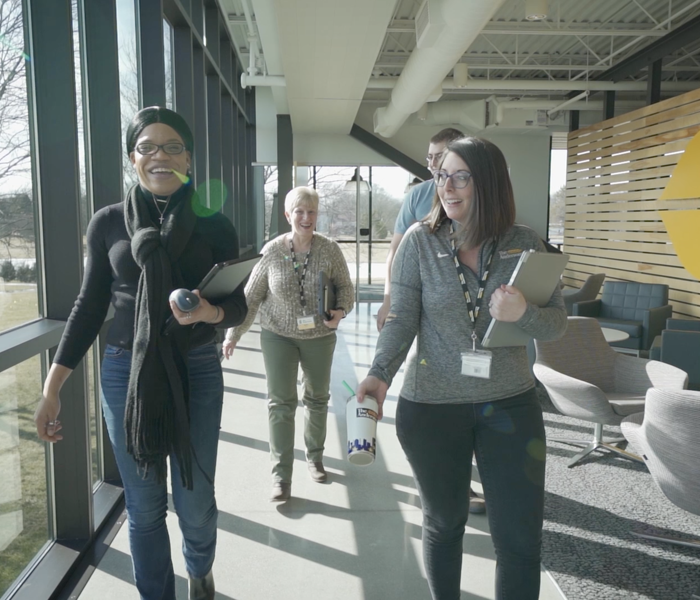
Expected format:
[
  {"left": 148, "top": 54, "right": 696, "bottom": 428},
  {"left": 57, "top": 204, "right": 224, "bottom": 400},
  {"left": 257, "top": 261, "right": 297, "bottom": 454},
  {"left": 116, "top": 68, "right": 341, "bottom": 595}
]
[{"left": 525, "top": 0, "right": 548, "bottom": 21}]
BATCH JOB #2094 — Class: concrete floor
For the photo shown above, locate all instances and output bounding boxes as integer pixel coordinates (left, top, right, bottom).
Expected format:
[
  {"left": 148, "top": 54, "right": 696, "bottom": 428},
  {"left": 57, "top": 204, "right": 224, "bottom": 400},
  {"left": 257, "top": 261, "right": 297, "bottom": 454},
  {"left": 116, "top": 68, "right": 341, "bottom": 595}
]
[{"left": 78, "top": 303, "right": 566, "bottom": 600}]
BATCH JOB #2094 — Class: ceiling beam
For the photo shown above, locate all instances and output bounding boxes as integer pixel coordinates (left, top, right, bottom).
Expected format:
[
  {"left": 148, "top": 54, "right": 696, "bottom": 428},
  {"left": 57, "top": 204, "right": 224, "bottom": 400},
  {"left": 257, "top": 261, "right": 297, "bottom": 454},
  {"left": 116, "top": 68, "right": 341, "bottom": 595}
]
[
  {"left": 229, "top": 14, "right": 670, "bottom": 38},
  {"left": 350, "top": 125, "right": 430, "bottom": 180},
  {"left": 597, "top": 14, "right": 700, "bottom": 81},
  {"left": 384, "top": 19, "right": 667, "bottom": 37}
]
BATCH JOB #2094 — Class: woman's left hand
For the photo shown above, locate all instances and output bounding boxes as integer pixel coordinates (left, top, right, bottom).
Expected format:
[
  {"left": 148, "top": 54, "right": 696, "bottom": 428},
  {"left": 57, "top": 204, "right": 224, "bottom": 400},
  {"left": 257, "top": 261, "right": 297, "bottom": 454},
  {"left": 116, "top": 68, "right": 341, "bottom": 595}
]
[
  {"left": 169, "top": 289, "right": 221, "bottom": 325},
  {"left": 488, "top": 284, "right": 527, "bottom": 322},
  {"left": 323, "top": 309, "right": 344, "bottom": 329}
]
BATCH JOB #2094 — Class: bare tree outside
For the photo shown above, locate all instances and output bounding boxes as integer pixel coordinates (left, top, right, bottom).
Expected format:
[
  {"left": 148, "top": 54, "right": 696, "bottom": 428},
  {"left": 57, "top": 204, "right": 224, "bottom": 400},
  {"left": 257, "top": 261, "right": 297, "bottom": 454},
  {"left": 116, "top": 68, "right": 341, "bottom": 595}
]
[
  {"left": 0, "top": 0, "right": 35, "bottom": 270},
  {"left": 548, "top": 184, "right": 566, "bottom": 243},
  {"left": 117, "top": 0, "right": 139, "bottom": 195}
]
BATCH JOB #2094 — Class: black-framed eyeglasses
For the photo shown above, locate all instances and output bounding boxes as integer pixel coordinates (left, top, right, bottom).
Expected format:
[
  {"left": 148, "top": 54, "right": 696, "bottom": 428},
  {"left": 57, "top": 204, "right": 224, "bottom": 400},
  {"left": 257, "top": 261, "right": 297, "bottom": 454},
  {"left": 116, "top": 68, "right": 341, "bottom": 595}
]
[
  {"left": 434, "top": 170, "right": 472, "bottom": 189},
  {"left": 426, "top": 152, "right": 445, "bottom": 164},
  {"left": 135, "top": 142, "right": 186, "bottom": 155}
]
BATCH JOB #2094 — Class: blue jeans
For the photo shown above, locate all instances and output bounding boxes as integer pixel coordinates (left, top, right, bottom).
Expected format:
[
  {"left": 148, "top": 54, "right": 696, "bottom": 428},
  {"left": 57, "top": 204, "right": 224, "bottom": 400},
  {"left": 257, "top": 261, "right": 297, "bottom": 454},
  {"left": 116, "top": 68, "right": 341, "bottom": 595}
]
[
  {"left": 396, "top": 389, "right": 546, "bottom": 600},
  {"left": 101, "top": 343, "right": 223, "bottom": 600}
]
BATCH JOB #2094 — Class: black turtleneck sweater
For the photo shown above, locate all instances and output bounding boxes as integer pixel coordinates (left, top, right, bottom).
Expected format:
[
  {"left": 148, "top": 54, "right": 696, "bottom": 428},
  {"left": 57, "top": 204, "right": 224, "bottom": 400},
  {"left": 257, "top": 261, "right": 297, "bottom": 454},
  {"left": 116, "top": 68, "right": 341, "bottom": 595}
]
[{"left": 54, "top": 185, "right": 247, "bottom": 370}]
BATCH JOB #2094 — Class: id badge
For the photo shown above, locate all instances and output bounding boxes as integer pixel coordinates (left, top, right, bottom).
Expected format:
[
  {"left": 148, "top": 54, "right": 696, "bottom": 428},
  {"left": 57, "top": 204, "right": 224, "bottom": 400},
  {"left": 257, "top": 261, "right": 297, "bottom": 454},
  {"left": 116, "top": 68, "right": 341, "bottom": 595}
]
[
  {"left": 297, "top": 315, "right": 315, "bottom": 331},
  {"left": 461, "top": 349, "right": 492, "bottom": 379}
]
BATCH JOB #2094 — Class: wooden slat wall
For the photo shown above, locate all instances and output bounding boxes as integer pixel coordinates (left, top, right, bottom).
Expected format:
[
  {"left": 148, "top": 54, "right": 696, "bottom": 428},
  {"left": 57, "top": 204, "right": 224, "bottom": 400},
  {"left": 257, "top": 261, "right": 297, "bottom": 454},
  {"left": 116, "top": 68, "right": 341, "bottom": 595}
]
[{"left": 565, "top": 87, "right": 700, "bottom": 320}]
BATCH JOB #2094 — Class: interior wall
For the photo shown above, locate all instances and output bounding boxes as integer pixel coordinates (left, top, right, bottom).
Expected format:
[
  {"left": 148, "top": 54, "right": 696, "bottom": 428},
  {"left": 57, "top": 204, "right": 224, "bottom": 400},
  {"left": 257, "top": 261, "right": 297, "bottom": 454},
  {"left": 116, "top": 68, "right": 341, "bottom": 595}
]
[
  {"left": 565, "top": 88, "right": 700, "bottom": 320},
  {"left": 256, "top": 90, "right": 552, "bottom": 237},
  {"left": 355, "top": 104, "right": 551, "bottom": 237},
  {"left": 255, "top": 88, "right": 393, "bottom": 165}
]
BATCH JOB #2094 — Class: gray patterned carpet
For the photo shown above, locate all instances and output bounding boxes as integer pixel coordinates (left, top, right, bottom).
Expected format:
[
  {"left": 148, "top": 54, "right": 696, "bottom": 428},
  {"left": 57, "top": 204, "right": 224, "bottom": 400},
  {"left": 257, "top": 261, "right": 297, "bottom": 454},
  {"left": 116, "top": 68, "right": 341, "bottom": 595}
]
[{"left": 538, "top": 386, "right": 700, "bottom": 600}]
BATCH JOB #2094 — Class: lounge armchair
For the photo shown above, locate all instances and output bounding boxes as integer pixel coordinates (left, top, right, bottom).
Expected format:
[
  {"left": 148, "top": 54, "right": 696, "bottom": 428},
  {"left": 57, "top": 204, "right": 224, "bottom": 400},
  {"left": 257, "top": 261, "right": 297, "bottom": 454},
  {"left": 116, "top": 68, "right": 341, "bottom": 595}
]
[
  {"left": 534, "top": 317, "right": 688, "bottom": 467},
  {"left": 572, "top": 281, "right": 672, "bottom": 353},
  {"left": 561, "top": 273, "right": 605, "bottom": 315}
]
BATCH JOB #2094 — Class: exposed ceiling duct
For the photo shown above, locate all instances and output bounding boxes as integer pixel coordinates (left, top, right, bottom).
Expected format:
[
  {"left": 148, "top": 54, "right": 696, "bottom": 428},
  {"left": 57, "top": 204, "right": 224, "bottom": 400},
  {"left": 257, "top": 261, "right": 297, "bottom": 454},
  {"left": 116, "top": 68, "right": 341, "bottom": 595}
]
[
  {"left": 416, "top": 100, "right": 486, "bottom": 131},
  {"left": 372, "top": 0, "right": 508, "bottom": 138},
  {"left": 413, "top": 98, "right": 638, "bottom": 131},
  {"left": 367, "top": 77, "right": 699, "bottom": 93}
]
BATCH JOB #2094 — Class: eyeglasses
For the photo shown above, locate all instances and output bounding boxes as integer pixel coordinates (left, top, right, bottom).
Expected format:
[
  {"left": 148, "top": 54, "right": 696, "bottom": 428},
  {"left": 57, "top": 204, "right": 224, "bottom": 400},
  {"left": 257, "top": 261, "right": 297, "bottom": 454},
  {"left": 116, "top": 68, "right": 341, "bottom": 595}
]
[
  {"left": 433, "top": 170, "right": 473, "bottom": 189},
  {"left": 426, "top": 152, "right": 445, "bottom": 164},
  {"left": 135, "top": 142, "right": 186, "bottom": 155}
]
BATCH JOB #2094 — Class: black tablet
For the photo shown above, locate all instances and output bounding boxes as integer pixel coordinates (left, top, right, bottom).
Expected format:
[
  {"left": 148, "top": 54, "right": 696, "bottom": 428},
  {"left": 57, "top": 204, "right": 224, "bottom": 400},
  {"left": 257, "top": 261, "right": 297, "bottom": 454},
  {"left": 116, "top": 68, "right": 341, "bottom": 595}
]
[
  {"left": 198, "top": 254, "right": 262, "bottom": 301},
  {"left": 317, "top": 271, "right": 337, "bottom": 319}
]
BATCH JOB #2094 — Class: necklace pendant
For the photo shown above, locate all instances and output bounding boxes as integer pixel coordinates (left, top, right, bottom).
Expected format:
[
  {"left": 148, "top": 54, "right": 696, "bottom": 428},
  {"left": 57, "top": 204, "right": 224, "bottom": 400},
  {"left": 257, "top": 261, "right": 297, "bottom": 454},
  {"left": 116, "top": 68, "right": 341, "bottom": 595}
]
[{"left": 159, "top": 215, "right": 165, "bottom": 224}]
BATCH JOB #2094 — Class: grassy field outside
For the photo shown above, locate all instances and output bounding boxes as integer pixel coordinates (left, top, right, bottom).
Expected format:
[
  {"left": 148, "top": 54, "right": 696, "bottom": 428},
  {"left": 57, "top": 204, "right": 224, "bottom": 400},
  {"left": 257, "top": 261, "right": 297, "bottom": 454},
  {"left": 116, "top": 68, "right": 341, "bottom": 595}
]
[
  {"left": 0, "top": 354, "right": 49, "bottom": 597},
  {"left": 0, "top": 285, "right": 101, "bottom": 595}
]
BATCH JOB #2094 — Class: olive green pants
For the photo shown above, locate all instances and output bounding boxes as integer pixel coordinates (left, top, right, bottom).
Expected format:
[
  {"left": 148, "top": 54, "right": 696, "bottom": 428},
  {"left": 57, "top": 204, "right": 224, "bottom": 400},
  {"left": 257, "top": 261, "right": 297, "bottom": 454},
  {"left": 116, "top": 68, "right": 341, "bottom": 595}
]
[{"left": 260, "top": 329, "right": 337, "bottom": 483}]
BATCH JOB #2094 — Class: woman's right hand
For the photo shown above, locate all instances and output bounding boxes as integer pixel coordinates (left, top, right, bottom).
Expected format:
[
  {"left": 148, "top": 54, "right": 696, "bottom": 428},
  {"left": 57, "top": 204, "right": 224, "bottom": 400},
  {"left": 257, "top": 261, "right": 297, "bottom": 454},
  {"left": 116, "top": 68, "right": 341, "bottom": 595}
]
[
  {"left": 222, "top": 338, "right": 237, "bottom": 359},
  {"left": 356, "top": 375, "right": 389, "bottom": 420},
  {"left": 34, "top": 393, "right": 63, "bottom": 443}
]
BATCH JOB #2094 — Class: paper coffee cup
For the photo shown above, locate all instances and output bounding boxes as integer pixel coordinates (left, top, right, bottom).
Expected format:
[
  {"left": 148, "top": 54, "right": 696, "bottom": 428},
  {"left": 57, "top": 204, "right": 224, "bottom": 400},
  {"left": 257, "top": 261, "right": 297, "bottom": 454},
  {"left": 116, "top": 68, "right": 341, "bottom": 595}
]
[{"left": 346, "top": 395, "right": 378, "bottom": 466}]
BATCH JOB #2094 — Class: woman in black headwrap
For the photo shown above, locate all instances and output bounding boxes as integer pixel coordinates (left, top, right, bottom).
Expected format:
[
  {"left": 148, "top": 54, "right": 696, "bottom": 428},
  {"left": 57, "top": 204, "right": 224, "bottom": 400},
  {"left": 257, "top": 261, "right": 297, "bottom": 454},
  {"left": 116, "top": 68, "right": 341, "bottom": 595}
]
[{"left": 33, "top": 106, "right": 247, "bottom": 600}]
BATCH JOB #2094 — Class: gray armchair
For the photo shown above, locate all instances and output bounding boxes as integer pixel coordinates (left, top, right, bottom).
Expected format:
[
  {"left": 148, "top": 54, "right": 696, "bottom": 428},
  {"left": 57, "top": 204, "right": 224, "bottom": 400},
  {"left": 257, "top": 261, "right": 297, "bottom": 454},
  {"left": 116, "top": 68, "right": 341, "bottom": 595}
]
[
  {"left": 649, "top": 318, "right": 700, "bottom": 391},
  {"left": 572, "top": 281, "right": 672, "bottom": 353},
  {"left": 621, "top": 388, "right": 700, "bottom": 553},
  {"left": 562, "top": 273, "right": 605, "bottom": 315},
  {"left": 534, "top": 317, "right": 688, "bottom": 467}
]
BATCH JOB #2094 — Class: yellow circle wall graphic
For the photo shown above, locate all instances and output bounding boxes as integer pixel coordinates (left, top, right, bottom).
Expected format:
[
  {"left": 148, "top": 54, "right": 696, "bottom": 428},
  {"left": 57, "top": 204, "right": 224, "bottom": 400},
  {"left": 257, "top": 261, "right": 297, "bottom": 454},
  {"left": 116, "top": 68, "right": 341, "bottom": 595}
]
[{"left": 658, "top": 132, "right": 700, "bottom": 281}]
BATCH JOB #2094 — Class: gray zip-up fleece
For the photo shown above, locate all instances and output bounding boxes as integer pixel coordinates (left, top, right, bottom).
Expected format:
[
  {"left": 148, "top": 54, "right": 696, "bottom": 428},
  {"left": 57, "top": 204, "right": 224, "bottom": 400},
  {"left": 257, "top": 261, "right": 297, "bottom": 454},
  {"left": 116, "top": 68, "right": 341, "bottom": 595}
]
[{"left": 368, "top": 220, "right": 567, "bottom": 404}]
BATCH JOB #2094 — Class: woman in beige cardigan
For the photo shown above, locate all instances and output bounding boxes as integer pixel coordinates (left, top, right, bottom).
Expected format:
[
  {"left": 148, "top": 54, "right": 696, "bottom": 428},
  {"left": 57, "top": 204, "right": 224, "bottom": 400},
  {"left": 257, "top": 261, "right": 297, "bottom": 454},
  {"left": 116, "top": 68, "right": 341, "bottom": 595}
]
[{"left": 224, "top": 186, "right": 354, "bottom": 502}]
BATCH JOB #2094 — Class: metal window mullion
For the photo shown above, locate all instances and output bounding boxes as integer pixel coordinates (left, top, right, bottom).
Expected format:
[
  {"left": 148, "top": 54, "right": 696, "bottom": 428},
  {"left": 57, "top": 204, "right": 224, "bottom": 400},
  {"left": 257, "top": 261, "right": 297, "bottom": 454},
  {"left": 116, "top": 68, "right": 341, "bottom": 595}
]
[
  {"left": 220, "top": 38, "right": 232, "bottom": 91},
  {"left": 230, "top": 99, "right": 239, "bottom": 230},
  {"left": 173, "top": 26, "right": 195, "bottom": 136},
  {"left": 190, "top": 0, "right": 203, "bottom": 37},
  {"left": 206, "top": 74, "right": 221, "bottom": 209},
  {"left": 246, "top": 103, "right": 256, "bottom": 248},
  {"left": 221, "top": 95, "right": 234, "bottom": 223},
  {"left": 27, "top": 0, "right": 91, "bottom": 543},
  {"left": 192, "top": 43, "right": 206, "bottom": 187},
  {"left": 136, "top": 0, "right": 166, "bottom": 107},
  {"left": 82, "top": 0, "right": 122, "bottom": 212},
  {"left": 237, "top": 108, "right": 248, "bottom": 242},
  {"left": 204, "top": 5, "right": 219, "bottom": 68}
]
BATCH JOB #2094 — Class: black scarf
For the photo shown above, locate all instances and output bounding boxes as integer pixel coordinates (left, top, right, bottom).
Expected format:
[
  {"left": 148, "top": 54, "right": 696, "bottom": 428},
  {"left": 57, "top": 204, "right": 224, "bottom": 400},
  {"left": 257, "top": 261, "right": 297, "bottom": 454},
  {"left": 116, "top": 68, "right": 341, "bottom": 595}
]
[{"left": 123, "top": 184, "right": 197, "bottom": 489}]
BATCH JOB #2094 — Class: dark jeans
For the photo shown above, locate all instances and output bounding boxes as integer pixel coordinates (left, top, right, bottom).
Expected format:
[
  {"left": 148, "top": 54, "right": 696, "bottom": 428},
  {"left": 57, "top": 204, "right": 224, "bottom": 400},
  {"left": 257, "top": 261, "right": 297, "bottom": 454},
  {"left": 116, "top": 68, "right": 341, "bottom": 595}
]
[
  {"left": 396, "top": 388, "right": 546, "bottom": 600},
  {"left": 101, "top": 343, "right": 223, "bottom": 600}
]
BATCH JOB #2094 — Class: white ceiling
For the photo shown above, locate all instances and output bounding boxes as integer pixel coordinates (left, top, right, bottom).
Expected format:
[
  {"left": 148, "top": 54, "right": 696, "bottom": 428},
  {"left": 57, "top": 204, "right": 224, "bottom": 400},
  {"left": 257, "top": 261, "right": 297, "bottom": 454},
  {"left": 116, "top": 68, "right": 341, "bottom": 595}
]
[
  {"left": 272, "top": 0, "right": 396, "bottom": 134},
  {"left": 221, "top": 0, "right": 700, "bottom": 136}
]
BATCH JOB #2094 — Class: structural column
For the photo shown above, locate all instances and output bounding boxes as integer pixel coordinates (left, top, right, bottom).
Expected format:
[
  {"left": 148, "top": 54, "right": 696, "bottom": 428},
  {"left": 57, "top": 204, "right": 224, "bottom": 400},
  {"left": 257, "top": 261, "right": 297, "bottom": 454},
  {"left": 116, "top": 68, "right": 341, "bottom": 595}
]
[
  {"left": 569, "top": 110, "right": 580, "bottom": 132},
  {"left": 136, "top": 0, "right": 166, "bottom": 107},
  {"left": 603, "top": 91, "right": 616, "bottom": 120},
  {"left": 276, "top": 115, "right": 293, "bottom": 235},
  {"left": 646, "top": 59, "right": 662, "bottom": 105}
]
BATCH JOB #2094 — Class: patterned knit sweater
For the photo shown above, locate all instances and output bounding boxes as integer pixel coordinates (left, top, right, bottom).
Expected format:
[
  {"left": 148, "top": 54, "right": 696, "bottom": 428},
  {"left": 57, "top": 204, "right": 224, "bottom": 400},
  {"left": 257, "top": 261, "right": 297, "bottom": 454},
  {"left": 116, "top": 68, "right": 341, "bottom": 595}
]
[{"left": 226, "top": 232, "right": 354, "bottom": 341}]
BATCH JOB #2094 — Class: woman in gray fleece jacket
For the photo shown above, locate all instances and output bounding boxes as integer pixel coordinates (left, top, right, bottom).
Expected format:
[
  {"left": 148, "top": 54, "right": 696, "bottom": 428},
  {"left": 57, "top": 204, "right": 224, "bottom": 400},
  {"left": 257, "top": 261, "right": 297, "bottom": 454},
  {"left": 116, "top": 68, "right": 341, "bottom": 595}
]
[{"left": 358, "top": 137, "right": 566, "bottom": 600}]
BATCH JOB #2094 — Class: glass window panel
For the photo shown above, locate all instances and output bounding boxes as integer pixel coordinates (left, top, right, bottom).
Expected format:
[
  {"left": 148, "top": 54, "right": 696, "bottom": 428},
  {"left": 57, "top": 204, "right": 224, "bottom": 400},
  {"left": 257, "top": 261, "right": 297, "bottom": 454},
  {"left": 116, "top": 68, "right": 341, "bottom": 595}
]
[
  {"left": 312, "top": 166, "right": 357, "bottom": 286},
  {"left": 164, "top": 19, "right": 173, "bottom": 110},
  {"left": 117, "top": 0, "right": 139, "bottom": 196},
  {"left": 0, "top": 0, "right": 39, "bottom": 333},
  {"left": 263, "top": 166, "right": 277, "bottom": 241},
  {"left": 72, "top": 0, "right": 89, "bottom": 248},
  {"left": 85, "top": 344, "right": 101, "bottom": 488},
  {"left": 549, "top": 148, "right": 567, "bottom": 245},
  {"left": 0, "top": 355, "right": 50, "bottom": 596},
  {"left": 367, "top": 166, "right": 413, "bottom": 287}
]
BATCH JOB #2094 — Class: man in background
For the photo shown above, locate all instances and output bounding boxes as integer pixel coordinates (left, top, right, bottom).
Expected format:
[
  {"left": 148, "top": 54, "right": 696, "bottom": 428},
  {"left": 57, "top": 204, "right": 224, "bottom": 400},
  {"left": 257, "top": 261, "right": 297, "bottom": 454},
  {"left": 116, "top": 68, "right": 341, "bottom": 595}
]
[{"left": 376, "top": 127, "right": 464, "bottom": 330}]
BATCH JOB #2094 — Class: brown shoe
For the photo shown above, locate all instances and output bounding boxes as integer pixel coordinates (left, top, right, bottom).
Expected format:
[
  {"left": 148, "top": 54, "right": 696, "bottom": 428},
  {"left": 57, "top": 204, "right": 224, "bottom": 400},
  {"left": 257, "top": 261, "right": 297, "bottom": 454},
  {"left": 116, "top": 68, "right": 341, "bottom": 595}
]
[
  {"left": 469, "top": 488, "right": 486, "bottom": 515},
  {"left": 270, "top": 482, "right": 291, "bottom": 502},
  {"left": 308, "top": 461, "right": 328, "bottom": 483}
]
